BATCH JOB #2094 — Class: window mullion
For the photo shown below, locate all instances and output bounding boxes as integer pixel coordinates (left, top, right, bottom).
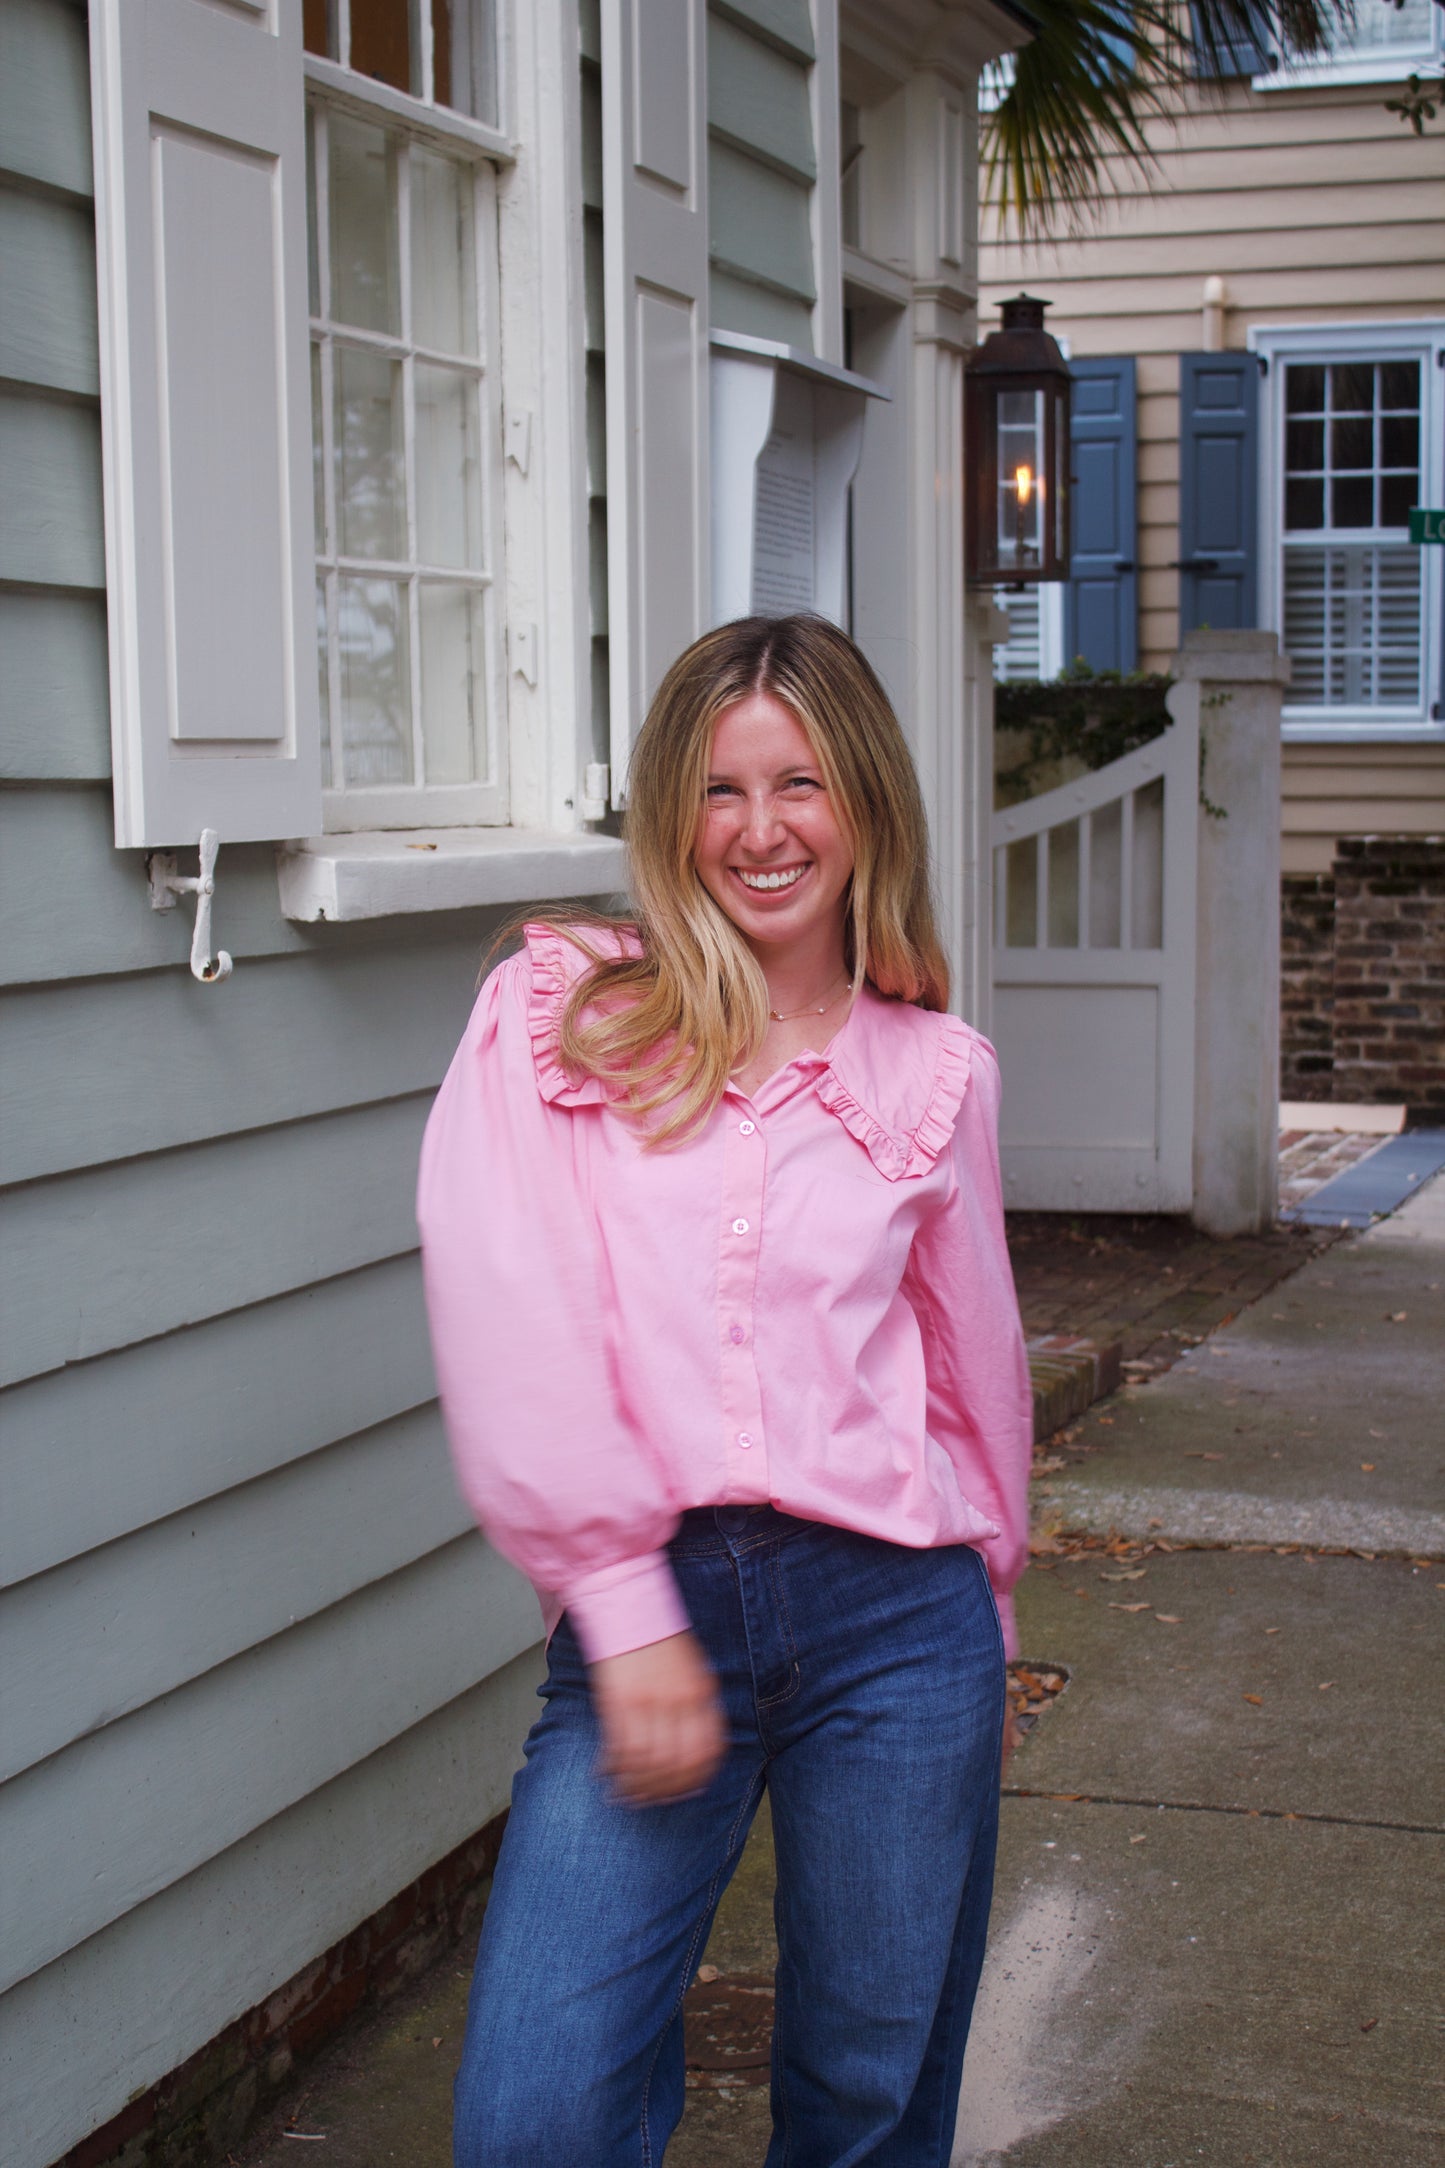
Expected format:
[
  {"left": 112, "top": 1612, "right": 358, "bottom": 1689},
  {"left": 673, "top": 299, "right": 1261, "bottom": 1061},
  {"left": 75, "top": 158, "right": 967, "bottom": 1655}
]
[
  {"left": 315, "top": 109, "right": 344, "bottom": 794},
  {"left": 419, "top": 0, "right": 436, "bottom": 107},
  {"left": 337, "top": 0, "right": 352, "bottom": 73}
]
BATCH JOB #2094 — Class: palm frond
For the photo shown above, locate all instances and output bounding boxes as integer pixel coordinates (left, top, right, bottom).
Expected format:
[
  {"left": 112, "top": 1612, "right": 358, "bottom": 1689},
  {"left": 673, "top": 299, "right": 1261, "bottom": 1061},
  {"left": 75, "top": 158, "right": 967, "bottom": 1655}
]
[{"left": 984, "top": 1, "right": 1359, "bottom": 237}]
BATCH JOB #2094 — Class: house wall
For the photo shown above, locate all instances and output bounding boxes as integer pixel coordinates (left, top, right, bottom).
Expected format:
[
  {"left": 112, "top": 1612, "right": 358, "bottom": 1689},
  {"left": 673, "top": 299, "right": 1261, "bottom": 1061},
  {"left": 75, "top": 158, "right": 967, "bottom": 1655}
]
[
  {"left": 979, "top": 72, "right": 1445, "bottom": 872},
  {"left": 0, "top": 7, "right": 546, "bottom": 2161}
]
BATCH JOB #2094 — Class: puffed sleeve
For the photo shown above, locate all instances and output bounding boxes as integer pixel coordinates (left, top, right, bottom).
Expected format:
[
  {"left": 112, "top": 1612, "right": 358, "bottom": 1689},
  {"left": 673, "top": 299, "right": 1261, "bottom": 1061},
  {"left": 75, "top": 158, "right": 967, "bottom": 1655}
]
[
  {"left": 416, "top": 949, "right": 690, "bottom": 1664},
  {"left": 901, "top": 1032, "right": 1032, "bottom": 1659}
]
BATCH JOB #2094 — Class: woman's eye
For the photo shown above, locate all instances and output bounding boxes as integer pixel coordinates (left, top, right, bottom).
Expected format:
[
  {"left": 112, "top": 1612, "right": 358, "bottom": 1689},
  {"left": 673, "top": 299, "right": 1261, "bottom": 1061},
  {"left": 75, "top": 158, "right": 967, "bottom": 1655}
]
[{"left": 705, "top": 783, "right": 735, "bottom": 800}]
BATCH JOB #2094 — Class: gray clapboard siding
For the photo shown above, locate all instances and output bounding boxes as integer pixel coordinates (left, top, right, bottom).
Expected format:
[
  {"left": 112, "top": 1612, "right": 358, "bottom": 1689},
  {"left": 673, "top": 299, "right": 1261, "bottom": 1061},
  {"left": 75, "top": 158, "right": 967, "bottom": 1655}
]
[
  {"left": 0, "top": 1535, "right": 540, "bottom": 1997},
  {"left": 0, "top": 786, "right": 507, "bottom": 980},
  {"left": 0, "top": 595, "right": 109, "bottom": 780},
  {"left": 708, "top": 139, "right": 815, "bottom": 304},
  {"left": 1, "top": 1253, "right": 435, "bottom": 1587},
  {"left": 0, "top": 389, "right": 104, "bottom": 588},
  {"left": 1, "top": 1405, "right": 473, "bottom": 1783},
  {"left": 710, "top": 0, "right": 814, "bottom": 64},
  {"left": 708, "top": 12, "right": 814, "bottom": 182},
  {"left": 0, "top": 0, "right": 93, "bottom": 202},
  {"left": 1, "top": 1648, "right": 543, "bottom": 2168},
  {"left": 0, "top": 186, "right": 98, "bottom": 396},
  {"left": 0, "top": 1094, "right": 429, "bottom": 1387},
  {"left": 1, "top": 937, "right": 479, "bottom": 1183}
]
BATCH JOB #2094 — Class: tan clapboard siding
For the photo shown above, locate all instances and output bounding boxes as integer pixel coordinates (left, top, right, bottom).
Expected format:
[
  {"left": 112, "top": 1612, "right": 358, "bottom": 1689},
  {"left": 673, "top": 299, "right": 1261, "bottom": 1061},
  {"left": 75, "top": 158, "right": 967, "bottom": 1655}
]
[
  {"left": 983, "top": 65, "right": 1444, "bottom": 716},
  {"left": 1281, "top": 745, "right": 1445, "bottom": 871},
  {"left": 2, "top": 1654, "right": 542, "bottom": 2168}
]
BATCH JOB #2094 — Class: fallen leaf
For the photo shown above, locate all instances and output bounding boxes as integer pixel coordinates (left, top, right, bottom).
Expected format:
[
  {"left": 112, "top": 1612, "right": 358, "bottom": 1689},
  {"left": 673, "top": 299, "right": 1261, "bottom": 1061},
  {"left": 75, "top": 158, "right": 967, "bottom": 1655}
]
[
  {"left": 1242, "top": 1693, "right": 1263, "bottom": 1706},
  {"left": 697, "top": 1964, "right": 720, "bottom": 1983},
  {"left": 1148, "top": 1517, "right": 1163, "bottom": 1529},
  {"left": 1360, "top": 2017, "right": 1379, "bottom": 2033},
  {"left": 1264, "top": 1626, "right": 1280, "bottom": 1635},
  {"left": 1100, "top": 1568, "right": 1147, "bottom": 1582},
  {"left": 1319, "top": 1681, "right": 1334, "bottom": 1690},
  {"left": 1360, "top": 1462, "right": 1375, "bottom": 1472},
  {"left": 405, "top": 841, "right": 439, "bottom": 851},
  {"left": 1129, "top": 1833, "right": 1147, "bottom": 1844},
  {"left": 1369, "top": 1429, "right": 1385, "bottom": 1439},
  {"left": 1110, "top": 1601, "right": 1152, "bottom": 1613},
  {"left": 1184, "top": 1451, "right": 1225, "bottom": 1461},
  {"left": 1155, "top": 1613, "right": 1183, "bottom": 1624},
  {"left": 1387, "top": 1312, "right": 1407, "bottom": 1323},
  {"left": 432, "top": 2035, "right": 443, "bottom": 2048}
]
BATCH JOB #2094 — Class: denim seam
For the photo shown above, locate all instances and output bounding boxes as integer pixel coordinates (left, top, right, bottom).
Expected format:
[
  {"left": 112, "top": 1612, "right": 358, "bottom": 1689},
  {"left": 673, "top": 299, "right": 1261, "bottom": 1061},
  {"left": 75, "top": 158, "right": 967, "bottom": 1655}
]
[
  {"left": 755, "top": 1547, "right": 802, "bottom": 1713},
  {"left": 636, "top": 1769, "right": 765, "bottom": 2167}
]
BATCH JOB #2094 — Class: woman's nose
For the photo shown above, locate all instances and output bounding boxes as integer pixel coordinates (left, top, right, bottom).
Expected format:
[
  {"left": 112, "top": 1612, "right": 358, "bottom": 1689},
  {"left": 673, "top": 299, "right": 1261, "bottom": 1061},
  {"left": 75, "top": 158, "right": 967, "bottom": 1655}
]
[{"left": 741, "top": 794, "right": 785, "bottom": 851}]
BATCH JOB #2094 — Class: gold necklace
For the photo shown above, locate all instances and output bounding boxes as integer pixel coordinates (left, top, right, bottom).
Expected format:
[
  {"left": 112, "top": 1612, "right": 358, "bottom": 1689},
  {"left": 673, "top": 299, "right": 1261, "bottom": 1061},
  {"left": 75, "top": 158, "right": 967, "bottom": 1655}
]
[{"left": 768, "top": 976, "right": 849, "bottom": 1023}]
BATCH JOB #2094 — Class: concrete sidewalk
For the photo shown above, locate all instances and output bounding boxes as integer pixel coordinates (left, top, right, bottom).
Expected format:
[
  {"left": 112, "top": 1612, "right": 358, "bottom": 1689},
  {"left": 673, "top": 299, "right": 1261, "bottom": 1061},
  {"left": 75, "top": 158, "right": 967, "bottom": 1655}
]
[
  {"left": 955, "top": 1173, "right": 1444, "bottom": 2165},
  {"left": 234, "top": 1180, "right": 1443, "bottom": 2166}
]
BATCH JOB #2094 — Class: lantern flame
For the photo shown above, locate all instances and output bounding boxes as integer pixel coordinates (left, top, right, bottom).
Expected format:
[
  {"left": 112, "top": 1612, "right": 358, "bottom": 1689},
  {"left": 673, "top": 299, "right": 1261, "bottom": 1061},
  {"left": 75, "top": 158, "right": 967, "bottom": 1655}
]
[{"left": 1014, "top": 464, "right": 1034, "bottom": 506}]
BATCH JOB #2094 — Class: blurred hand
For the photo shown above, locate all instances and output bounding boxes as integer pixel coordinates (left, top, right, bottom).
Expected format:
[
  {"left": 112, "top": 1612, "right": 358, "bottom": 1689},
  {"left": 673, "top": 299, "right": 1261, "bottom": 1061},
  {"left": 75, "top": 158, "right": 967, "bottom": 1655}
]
[{"left": 590, "top": 1631, "right": 726, "bottom": 1805}]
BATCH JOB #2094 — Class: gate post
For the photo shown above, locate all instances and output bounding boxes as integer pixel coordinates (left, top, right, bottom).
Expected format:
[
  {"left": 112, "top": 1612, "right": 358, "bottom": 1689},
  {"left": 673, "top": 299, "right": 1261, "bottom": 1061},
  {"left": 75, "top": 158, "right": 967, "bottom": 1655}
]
[{"left": 1173, "top": 629, "right": 1290, "bottom": 1235}]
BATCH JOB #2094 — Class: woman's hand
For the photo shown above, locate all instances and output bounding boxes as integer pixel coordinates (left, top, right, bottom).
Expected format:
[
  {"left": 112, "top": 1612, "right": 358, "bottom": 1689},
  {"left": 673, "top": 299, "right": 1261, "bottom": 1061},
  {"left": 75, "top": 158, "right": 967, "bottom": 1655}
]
[{"left": 590, "top": 1631, "right": 726, "bottom": 1805}]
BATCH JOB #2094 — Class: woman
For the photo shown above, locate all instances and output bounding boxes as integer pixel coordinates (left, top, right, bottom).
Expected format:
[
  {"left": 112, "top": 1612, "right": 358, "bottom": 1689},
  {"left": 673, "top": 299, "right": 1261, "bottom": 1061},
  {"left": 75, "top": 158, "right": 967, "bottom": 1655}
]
[{"left": 418, "top": 613, "right": 1031, "bottom": 2168}]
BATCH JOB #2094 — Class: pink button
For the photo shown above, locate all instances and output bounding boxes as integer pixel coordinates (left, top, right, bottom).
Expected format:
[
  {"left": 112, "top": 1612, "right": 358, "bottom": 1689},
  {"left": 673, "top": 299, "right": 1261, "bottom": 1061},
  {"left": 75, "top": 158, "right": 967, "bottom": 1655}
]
[
  {"left": 729, "top": 1324, "right": 746, "bottom": 1345},
  {"left": 737, "top": 1432, "right": 753, "bottom": 1449},
  {"left": 731, "top": 1217, "right": 750, "bottom": 1235},
  {"left": 739, "top": 1119, "right": 756, "bottom": 1136}
]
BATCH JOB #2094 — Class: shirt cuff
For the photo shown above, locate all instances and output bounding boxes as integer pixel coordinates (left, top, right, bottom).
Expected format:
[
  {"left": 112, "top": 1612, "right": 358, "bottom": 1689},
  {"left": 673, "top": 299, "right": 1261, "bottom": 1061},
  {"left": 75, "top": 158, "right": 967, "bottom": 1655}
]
[
  {"left": 993, "top": 1587, "right": 1019, "bottom": 1664},
  {"left": 560, "top": 1550, "right": 691, "bottom": 1665}
]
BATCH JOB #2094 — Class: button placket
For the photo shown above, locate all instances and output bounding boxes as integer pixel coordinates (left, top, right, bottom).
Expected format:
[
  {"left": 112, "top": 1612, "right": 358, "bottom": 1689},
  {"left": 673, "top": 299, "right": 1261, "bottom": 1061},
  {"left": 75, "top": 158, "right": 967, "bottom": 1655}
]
[{"left": 717, "top": 1103, "right": 768, "bottom": 1492}]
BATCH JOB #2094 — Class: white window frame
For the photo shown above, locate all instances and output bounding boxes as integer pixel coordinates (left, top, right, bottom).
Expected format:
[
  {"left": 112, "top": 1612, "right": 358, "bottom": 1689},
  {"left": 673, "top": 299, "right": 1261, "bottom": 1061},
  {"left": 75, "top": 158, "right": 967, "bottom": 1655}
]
[
  {"left": 280, "top": 4, "right": 621, "bottom": 915},
  {"left": 1251, "top": 319, "right": 1445, "bottom": 744},
  {"left": 1253, "top": 0, "right": 1443, "bottom": 89}
]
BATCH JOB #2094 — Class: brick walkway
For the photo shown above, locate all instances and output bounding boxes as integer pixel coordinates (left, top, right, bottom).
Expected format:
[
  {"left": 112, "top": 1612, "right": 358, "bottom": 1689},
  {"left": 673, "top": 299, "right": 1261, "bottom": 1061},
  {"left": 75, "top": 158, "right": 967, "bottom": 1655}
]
[{"left": 1006, "top": 1210, "right": 1341, "bottom": 1386}]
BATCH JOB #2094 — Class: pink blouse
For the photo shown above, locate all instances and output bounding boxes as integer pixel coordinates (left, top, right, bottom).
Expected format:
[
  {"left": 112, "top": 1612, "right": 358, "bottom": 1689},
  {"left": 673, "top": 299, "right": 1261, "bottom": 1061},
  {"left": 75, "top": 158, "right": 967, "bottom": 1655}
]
[{"left": 417, "top": 926, "right": 1032, "bottom": 1667}]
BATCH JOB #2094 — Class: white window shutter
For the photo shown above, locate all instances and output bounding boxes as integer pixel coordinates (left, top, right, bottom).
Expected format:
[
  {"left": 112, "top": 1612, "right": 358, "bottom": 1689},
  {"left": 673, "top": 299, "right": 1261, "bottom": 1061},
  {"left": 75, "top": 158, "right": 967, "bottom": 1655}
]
[
  {"left": 599, "top": 0, "right": 710, "bottom": 806},
  {"left": 91, "top": 0, "right": 321, "bottom": 848}
]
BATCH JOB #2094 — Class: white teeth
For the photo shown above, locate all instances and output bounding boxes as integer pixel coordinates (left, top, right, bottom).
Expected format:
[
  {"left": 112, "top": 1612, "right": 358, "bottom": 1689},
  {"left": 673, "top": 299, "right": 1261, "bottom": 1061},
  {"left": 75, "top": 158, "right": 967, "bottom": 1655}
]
[{"left": 737, "top": 867, "right": 805, "bottom": 891}]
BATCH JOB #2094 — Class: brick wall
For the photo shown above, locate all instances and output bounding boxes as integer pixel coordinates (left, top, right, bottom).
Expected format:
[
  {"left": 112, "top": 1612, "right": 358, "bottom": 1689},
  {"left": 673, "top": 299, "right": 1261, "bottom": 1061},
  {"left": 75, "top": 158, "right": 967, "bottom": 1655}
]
[
  {"left": 1331, "top": 837, "right": 1445, "bottom": 1117},
  {"left": 1282, "top": 839, "right": 1444, "bottom": 1116},
  {"left": 1280, "top": 874, "right": 1336, "bottom": 1100},
  {"left": 60, "top": 1811, "right": 507, "bottom": 2168}
]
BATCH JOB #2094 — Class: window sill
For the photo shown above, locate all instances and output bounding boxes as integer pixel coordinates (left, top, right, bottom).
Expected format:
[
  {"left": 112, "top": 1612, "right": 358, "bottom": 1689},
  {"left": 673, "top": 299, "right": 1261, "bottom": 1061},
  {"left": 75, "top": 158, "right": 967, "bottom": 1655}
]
[{"left": 276, "top": 827, "right": 628, "bottom": 922}]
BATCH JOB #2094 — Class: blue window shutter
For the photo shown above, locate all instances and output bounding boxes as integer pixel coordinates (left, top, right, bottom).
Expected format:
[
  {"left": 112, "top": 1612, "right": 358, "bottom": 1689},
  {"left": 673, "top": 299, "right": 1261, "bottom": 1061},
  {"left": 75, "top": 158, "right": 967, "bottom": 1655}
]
[
  {"left": 1178, "top": 353, "right": 1259, "bottom": 635},
  {"left": 1066, "top": 356, "right": 1138, "bottom": 673},
  {"left": 1188, "top": 4, "right": 1268, "bottom": 77}
]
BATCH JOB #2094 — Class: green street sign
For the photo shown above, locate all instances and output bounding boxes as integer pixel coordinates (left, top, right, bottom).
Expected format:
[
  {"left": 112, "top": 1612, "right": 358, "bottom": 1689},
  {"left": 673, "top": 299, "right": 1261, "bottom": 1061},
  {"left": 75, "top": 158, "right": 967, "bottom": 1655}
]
[{"left": 1409, "top": 507, "right": 1445, "bottom": 544}]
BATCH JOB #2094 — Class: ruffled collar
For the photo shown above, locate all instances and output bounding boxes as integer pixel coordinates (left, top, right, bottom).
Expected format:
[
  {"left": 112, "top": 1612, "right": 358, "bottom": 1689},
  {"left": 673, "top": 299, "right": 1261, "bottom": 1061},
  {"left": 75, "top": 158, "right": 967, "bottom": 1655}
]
[{"left": 522, "top": 922, "right": 978, "bottom": 1180}]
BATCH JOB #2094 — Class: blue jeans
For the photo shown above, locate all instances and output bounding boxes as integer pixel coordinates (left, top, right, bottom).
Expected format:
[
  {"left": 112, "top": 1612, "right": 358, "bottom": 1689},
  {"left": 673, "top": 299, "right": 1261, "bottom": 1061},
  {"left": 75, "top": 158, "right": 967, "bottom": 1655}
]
[{"left": 453, "top": 1506, "right": 1006, "bottom": 2167}]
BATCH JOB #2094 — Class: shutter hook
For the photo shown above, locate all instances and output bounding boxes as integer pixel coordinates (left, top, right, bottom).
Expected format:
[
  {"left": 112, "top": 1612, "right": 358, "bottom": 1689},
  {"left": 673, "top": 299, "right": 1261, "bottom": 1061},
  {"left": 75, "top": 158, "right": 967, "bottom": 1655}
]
[{"left": 147, "top": 828, "right": 234, "bottom": 983}]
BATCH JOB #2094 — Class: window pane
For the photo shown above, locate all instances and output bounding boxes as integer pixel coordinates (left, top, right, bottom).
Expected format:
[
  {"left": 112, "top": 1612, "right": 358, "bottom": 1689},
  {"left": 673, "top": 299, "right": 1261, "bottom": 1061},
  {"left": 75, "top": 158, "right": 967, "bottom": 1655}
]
[
  {"left": 1335, "top": 0, "right": 1432, "bottom": 50},
  {"left": 1380, "top": 472, "right": 1417, "bottom": 528},
  {"left": 1331, "top": 474, "right": 1372, "bottom": 528},
  {"left": 433, "top": 0, "right": 497, "bottom": 126},
  {"left": 303, "top": 0, "right": 333, "bottom": 59},
  {"left": 1380, "top": 361, "right": 1420, "bottom": 412},
  {"left": 1285, "top": 476, "right": 1324, "bottom": 531},
  {"left": 336, "top": 346, "right": 405, "bottom": 561},
  {"left": 1330, "top": 363, "right": 1372, "bottom": 414},
  {"left": 419, "top": 584, "right": 486, "bottom": 784},
  {"left": 1380, "top": 414, "right": 1419, "bottom": 470},
  {"left": 1330, "top": 416, "right": 1372, "bottom": 472},
  {"left": 411, "top": 150, "right": 478, "bottom": 358},
  {"left": 328, "top": 116, "right": 400, "bottom": 334},
  {"left": 415, "top": 364, "right": 482, "bottom": 568},
  {"left": 306, "top": 111, "right": 320, "bottom": 315},
  {"left": 349, "top": 0, "right": 416, "bottom": 95},
  {"left": 338, "top": 577, "right": 413, "bottom": 785},
  {"left": 1286, "top": 418, "right": 1323, "bottom": 471},
  {"left": 1285, "top": 365, "right": 1324, "bottom": 415}
]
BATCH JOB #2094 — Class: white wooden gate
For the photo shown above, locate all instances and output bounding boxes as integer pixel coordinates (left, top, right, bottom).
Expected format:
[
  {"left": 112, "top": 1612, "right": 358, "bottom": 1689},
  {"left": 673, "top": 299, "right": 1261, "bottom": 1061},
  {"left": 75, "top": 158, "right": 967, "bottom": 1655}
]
[{"left": 989, "top": 699, "right": 1199, "bottom": 1212}]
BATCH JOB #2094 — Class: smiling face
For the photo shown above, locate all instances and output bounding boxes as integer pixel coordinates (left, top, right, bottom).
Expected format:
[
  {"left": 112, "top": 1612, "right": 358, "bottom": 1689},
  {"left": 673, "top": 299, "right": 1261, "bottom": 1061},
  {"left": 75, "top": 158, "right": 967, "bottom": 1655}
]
[{"left": 693, "top": 690, "right": 855, "bottom": 966}]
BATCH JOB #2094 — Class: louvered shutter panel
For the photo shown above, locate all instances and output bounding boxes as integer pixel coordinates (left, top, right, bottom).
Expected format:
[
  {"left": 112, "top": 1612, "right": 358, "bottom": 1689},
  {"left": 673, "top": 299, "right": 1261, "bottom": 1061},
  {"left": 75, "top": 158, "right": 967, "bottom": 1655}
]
[
  {"left": 600, "top": 0, "right": 710, "bottom": 806},
  {"left": 1066, "top": 356, "right": 1138, "bottom": 673},
  {"left": 90, "top": 0, "right": 320, "bottom": 849},
  {"left": 1178, "top": 353, "right": 1260, "bottom": 635}
]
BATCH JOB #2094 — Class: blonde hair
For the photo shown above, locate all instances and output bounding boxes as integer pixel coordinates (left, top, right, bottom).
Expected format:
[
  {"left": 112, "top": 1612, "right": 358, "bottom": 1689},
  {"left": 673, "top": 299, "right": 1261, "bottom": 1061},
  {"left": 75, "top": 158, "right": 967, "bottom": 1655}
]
[{"left": 540, "top": 615, "right": 949, "bottom": 1146}]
